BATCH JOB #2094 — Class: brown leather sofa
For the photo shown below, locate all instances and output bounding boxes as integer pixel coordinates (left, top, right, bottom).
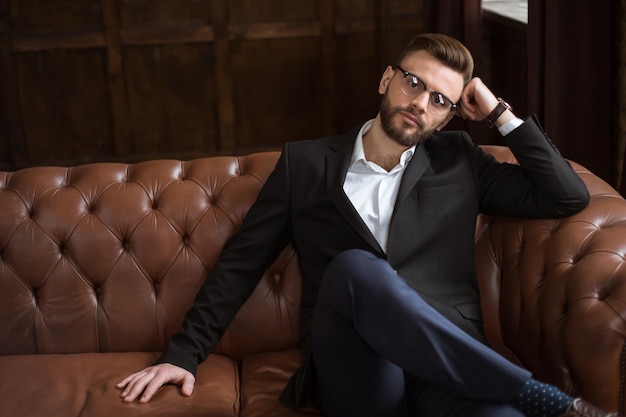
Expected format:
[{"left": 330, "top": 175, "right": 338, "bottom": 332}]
[{"left": 0, "top": 146, "right": 624, "bottom": 417}]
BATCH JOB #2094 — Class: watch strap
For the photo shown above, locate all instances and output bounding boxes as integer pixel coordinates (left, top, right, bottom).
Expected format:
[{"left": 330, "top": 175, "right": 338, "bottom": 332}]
[{"left": 485, "top": 98, "right": 512, "bottom": 128}]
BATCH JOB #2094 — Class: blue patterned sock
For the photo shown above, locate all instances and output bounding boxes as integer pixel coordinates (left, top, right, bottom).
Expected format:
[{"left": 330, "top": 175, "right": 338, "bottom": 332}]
[{"left": 511, "top": 378, "right": 573, "bottom": 417}]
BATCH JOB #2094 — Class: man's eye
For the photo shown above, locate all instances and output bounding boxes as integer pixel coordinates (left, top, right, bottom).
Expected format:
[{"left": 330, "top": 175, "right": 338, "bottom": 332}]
[{"left": 432, "top": 94, "right": 447, "bottom": 107}]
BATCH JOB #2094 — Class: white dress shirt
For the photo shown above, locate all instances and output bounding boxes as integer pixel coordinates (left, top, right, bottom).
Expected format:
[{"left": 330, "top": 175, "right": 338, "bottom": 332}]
[
  {"left": 343, "top": 120, "right": 415, "bottom": 253},
  {"left": 342, "top": 118, "right": 523, "bottom": 253}
]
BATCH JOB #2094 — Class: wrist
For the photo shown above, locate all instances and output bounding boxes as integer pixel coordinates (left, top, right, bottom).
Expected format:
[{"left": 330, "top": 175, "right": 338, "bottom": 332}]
[
  {"left": 494, "top": 109, "right": 516, "bottom": 128},
  {"left": 497, "top": 115, "right": 524, "bottom": 136},
  {"left": 485, "top": 98, "right": 513, "bottom": 128}
]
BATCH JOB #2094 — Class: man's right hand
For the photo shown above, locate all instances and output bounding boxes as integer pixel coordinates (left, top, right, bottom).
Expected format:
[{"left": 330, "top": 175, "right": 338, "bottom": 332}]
[{"left": 116, "top": 363, "right": 195, "bottom": 403}]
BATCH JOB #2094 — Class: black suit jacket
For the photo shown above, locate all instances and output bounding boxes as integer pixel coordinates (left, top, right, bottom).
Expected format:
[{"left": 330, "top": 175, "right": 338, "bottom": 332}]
[{"left": 156, "top": 117, "right": 589, "bottom": 408}]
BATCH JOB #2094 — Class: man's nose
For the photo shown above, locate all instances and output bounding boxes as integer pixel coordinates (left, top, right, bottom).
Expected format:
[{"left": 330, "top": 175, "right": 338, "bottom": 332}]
[{"left": 410, "top": 90, "right": 430, "bottom": 112}]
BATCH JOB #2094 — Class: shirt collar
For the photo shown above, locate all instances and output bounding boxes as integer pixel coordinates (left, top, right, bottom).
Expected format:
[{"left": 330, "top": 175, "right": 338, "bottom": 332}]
[{"left": 350, "top": 119, "right": 416, "bottom": 169}]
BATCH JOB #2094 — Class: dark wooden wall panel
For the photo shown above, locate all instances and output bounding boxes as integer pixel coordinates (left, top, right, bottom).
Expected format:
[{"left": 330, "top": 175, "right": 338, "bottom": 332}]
[
  {"left": 336, "top": 0, "right": 375, "bottom": 18},
  {"left": 229, "top": 0, "right": 317, "bottom": 22},
  {"left": 119, "top": 0, "right": 212, "bottom": 26},
  {"left": 16, "top": 49, "right": 113, "bottom": 164},
  {"left": 0, "top": 95, "right": 11, "bottom": 170},
  {"left": 334, "top": 0, "right": 379, "bottom": 132},
  {"left": 231, "top": 38, "right": 325, "bottom": 150},
  {"left": 10, "top": 1, "right": 103, "bottom": 33},
  {"left": 386, "top": 1, "right": 428, "bottom": 64},
  {"left": 0, "top": 0, "right": 430, "bottom": 169},
  {"left": 335, "top": 32, "right": 380, "bottom": 131},
  {"left": 123, "top": 44, "right": 218, "bottom": 157}
]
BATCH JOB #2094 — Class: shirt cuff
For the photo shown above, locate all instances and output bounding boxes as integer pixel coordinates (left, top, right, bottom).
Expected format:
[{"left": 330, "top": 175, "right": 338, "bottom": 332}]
[{"left": 498, "top": 118, "right": 524, "bottom": 136}]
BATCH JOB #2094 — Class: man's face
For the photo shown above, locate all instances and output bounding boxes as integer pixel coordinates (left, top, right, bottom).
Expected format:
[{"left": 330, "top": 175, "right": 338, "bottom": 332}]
[{"left": 378, "top": 50, "right": 464, "bottom": 147}]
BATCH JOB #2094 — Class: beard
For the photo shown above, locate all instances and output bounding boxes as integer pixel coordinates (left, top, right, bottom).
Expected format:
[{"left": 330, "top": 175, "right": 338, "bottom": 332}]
[{"left": 379, "top": 93, "right": 437, "bottom": 147}]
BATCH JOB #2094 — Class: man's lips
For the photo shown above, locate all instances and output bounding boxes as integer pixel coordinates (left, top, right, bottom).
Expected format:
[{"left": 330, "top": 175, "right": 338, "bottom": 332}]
[{"left": 399, "top": 110, "right": 422, "bottom": 127}]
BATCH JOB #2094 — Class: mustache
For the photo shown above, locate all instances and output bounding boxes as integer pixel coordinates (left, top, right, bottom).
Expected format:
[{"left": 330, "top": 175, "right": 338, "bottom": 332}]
[{"left": 393, "top": 106, "right": 425, "bottom": 126}]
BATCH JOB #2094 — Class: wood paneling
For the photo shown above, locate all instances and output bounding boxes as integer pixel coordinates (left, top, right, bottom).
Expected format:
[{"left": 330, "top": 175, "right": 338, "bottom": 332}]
[
  {"left": 0, "top": 0, "right": 428, "bottom": 169},
  {"left": 16, "top": 49, "right": 114, "bottom": 163}
]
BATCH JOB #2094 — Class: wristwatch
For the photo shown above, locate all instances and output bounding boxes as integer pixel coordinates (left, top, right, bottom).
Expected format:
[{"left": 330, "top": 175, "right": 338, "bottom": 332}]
[{"left": 485, "top": 98, "right": 512, "bottom": 128}]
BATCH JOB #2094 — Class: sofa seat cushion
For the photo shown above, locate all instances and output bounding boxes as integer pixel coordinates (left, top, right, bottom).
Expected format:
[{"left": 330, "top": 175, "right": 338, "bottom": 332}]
[
  {"left": 240, "top": 349, "right": 321, "bottom": 417},
  {"left": 0, "top": 352, "right": 240, "bottom": 417}
]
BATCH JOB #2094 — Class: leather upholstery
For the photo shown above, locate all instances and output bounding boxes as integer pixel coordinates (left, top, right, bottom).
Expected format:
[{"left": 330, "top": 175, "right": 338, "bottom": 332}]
[
  {"left": 476, "top": 146, "right": 626, "bottom": 414},
  {"left": 0, "top": 147, "right": 624, "bottom": 416}
]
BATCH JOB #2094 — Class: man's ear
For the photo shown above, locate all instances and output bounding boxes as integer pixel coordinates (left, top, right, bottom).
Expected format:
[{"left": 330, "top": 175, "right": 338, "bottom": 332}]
[
  {"left": 436, "top": 111, "right": 456, "bottom": 131},
  {"left": 378, "top": 66, "right": 395, "bottom": 95}
]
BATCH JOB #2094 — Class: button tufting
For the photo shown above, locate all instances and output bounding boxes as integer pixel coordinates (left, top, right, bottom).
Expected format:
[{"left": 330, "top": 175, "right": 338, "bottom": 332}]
[{"left": 273, "top": 274, "right": 281, "bottom": 285}]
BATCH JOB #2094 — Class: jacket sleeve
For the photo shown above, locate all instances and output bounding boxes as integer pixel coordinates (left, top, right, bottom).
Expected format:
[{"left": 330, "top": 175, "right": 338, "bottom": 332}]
[
  {"left": 472, "top": 115, "right": 590, "bottom": 218},
  {"left": 155, "top": 145, "right": 293, "bottom": 375}
]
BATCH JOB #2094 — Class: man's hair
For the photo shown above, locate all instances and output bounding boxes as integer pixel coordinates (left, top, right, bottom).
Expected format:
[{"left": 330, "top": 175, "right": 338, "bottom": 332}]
[{"left": 396, "top": 33, "right": 474, "bottom": 85}]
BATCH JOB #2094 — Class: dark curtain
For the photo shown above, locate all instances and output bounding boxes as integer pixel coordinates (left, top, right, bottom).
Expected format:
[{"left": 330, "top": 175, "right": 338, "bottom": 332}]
[
  {"left": 427, "top": 0, "right": 482, "bottom": 134},
  {"left": 527, "top": 0, "right": 613, "bottom": 187},
  {"left": 431, "top": 0, "right": 621, "bottom": 192},
  {"left": 429, "top": 0, "right": 482, "bottom": 54}
]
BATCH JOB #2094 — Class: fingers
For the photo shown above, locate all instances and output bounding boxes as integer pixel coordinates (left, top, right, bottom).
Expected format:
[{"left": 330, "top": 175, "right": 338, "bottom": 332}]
[
  {"left": 135, "top": 373, "right": 166, "bottom": 403},
  {"left": 116, "top": 364, "right": 195, "bottom": 404},
  {"left": 181, "top": 374, "right": 195, "bottom": 397},
  {"left": 457, "top": 98, "right": 478, "bottom": 121},
  {"left": 458, "top": 77, "right": 502, "bottom": 121},
  {"left": 118, "top": 368, "right": 157, "bottom": 403},
  {"left": 458, "top": 84, "right": 479, "bottom": 120},
  {"left": 115, "top": 373, "right": 137, "bottom": 389},
  {"left": 117, "top": 371, "right": 149, "bottom": 402}
]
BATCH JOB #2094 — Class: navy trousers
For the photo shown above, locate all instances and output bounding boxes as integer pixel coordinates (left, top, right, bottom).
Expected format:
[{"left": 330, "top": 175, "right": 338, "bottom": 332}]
[{"left": 311, "top": 249, "right": 531, "bottom": 417}]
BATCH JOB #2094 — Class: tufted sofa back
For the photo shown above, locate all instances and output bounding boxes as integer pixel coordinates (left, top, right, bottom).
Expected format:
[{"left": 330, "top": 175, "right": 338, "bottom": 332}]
[
  {"left": 0, "top": 152, "right": 302, "bottom": 360},
  {"left": 475, "top": 146, "right": 626, "bottom": 411}
]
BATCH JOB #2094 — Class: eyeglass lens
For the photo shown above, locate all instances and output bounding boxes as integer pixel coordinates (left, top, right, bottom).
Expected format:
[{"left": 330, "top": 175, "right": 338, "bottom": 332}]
[{"left": 397, "top": 69, "right": 454, "bottom": 115}]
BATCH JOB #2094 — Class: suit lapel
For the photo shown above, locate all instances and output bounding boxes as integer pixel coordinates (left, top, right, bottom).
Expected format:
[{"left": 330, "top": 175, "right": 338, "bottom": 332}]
[
  {"left": 326, "top": 130, "right": 385, "bottom": 254},
  {"left": 393, "top": 143, "right": 430, "bottom": 213}
]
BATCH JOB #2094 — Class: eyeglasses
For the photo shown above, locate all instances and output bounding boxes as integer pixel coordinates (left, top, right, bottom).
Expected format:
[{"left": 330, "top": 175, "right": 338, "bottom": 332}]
[{"left": 393, "top": 66, "right": 457, "bottom": 116}]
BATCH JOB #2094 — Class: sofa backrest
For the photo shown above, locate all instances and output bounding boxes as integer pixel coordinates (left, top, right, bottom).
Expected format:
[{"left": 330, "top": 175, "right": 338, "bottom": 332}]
[
  {"left": 475, "top": 146, "right": 626, "bottom": 409},
  {"left": 2, "top": 145, "right": 622, "bottom": 371},
  {"left": 0, "top": 152, "right": 302, "bottom": 360}
]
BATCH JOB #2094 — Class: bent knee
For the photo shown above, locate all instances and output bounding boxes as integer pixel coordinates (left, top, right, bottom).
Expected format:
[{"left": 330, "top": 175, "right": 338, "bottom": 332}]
[
  {"left": 321, "top": 249, "right": 394, "bottom": 291},
  {"left": 325, "top": 249, "right": 379, "bottom": 277},
  {"left": 332, "top": 248, "right": 376, "bottom": 266}
]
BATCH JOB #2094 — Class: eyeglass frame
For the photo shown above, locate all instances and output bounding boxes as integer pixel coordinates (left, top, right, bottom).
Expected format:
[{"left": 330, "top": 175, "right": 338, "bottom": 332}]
[{"left": 393, "top": 65, "right": 458, "bottom": 115}]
